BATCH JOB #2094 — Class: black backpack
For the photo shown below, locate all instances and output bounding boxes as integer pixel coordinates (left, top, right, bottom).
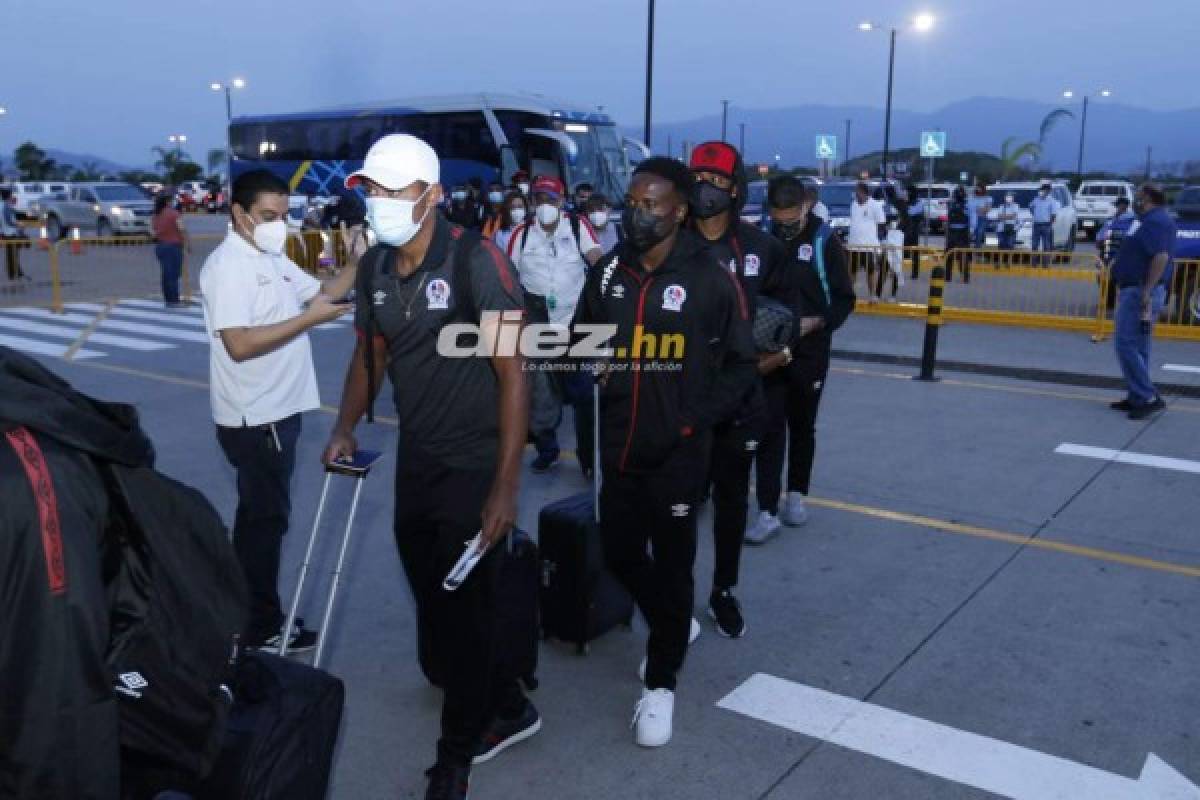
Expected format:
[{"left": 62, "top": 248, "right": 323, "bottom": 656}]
[{"left": 102, "top": 463, "right": 249, "bottom": 784}]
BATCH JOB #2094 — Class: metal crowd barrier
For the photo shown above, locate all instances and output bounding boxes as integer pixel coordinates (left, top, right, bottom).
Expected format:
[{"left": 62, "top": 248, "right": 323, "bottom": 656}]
[{"left": 842, "top": 244, "right": 1200, "bottom": 338}]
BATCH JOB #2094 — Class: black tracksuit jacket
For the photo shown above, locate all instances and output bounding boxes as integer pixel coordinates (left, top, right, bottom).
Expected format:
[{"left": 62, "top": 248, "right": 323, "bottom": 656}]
[{"left": 573, "top": 229, "right": 757, "bottom": 474}]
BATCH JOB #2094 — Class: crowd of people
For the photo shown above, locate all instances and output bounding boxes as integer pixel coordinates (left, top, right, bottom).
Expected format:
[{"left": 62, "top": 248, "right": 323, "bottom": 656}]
[{"left": 189, "top": 133, "right": 856, "bottom": 799}]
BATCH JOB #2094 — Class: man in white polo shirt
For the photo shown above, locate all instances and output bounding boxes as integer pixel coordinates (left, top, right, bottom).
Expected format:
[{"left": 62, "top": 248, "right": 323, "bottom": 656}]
[
  {"left": 847, "top": 181, "right": 887, "bottom": 303},
  {"left": 200, "top": 169, "right": 357, "bottom": 652}
]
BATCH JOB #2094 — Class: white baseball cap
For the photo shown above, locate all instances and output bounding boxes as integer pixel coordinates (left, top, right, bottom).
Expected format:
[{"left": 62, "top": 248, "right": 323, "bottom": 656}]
[{"left": 345, "top": 134, "right": 439, "bottom": 191}]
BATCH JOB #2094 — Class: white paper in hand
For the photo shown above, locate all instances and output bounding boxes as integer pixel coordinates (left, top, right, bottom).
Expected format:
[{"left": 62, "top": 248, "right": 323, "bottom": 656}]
[{"left": 443, "top": 532, "right": 486, "bottom": 591}]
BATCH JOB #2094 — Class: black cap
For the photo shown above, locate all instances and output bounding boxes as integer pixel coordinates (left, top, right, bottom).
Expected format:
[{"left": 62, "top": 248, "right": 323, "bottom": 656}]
[{"left": 1114, "top": 196, "right": 1130, "bottom": 206}]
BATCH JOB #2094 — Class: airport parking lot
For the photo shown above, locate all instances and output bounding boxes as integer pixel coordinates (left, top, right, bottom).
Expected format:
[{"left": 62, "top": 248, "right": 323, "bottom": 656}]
[{"left": 10, "top": 300, "right": 1199, "bottom": 799}]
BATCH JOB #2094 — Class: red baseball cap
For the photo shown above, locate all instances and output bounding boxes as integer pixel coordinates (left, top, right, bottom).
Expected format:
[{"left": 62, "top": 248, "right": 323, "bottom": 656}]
[
  {"left": 689, "top": 141, "right": 739, "bottom": 180},
  {"left": 531, "top": 175, "right": 564, "bottom": 198}
]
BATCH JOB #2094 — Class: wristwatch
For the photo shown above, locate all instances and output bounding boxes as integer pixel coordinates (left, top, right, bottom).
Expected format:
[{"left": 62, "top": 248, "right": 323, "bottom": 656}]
[{"left": 781, "top": 346, "right": 793, "bottom": 365}]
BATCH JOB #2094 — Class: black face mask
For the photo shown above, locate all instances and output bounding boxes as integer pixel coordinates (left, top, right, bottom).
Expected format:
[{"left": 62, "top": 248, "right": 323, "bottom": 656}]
[
  {"left": 772, "top": 215, "right": 807, "bottom": 241},
  {"left": 622, "top": 207, "right": 674, "bottom": 252},
  {"left": 690, "top": 181, "right": 733, "bottom": 219}
]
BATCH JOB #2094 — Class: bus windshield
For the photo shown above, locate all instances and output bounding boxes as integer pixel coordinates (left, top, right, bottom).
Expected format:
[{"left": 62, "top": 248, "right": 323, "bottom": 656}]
[{"left": 563, "top": 123, "right": 629, "bottom": 203}]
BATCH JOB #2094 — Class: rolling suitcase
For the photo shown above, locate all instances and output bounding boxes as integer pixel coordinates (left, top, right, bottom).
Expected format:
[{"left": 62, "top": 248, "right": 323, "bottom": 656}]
[
  {"left": 538, "top": 383, "right": 634, "bottom": 654},
  {"left": 196, "top": 451, "right": 378, "bottom": 799},
  {"left": 196, "top": 652, "right": 344, "bottom": 800}
]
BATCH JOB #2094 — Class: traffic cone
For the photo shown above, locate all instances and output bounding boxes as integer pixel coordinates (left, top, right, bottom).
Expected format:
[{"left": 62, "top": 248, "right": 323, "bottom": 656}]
[
  {"left": 37, "top": 226, "right": 49, "bottom": 250},
  {"left": 70, "top": 227, "right": 82, "bottom": 255}
]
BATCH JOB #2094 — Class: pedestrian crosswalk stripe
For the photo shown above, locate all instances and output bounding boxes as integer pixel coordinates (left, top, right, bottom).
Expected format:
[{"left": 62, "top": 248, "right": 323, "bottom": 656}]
[
  {"left": 0, "top": 317, "right": 173, "bottom": 351},
  {"left": 121, "top": 298, "right": 203, "bottom": 314},
  {"left": 115, "top": 298, "right": 351, "bottom": 329},
  {"left": 0, "top": 332, "right": 105, "bottom": 359},
  {"left": 81, "top": 304, "right": 208, "bottom": 328},
  {"left": 2, "top": 309, "right": 210, "bottom": 343}
]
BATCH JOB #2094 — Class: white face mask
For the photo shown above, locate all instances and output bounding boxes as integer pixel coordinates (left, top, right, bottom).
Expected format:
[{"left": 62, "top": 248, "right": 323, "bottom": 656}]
[
  {"left": 239, "top": 213, "right": 288, "bottom": 255},
  {"left": 588, "top": 210, "right": 609, "bottom": 228},
  {"left": 488, "top": 191, "right": 504, "bottom": 204},
  {"left": 1005, "top": 195, "right": 1015, "bottom": 204},
  {"left": 536, "top": 203, "right": 560, "bottom": 227},
  {"left": 517, "top": 182, "right": 530, "bottom": 196},
  {"left": 366, "top": 187, "right": 432, "bottom": 247},
  {"left": 510, "top": 207, "right": 526, "bottom": 225}
]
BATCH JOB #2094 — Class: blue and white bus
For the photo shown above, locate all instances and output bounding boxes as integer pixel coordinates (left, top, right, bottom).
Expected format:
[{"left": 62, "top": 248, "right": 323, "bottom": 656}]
[{"left": 228, "top": 92, "right": 646, "bottom": 203}]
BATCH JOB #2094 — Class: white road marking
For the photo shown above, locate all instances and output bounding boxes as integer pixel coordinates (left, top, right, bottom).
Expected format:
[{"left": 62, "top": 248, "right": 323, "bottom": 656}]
[
  {"left": 116, "top": 299, "right": 350, "bottom": 329},
  {"left": 1055, "top": 443, "right": 1200, "bottom": 476},
  {"left": 121, "top": 298, "right": 203, "bottom": 315},
  {"left": 718, "top": 673, "right": 1199, "bottom": 800},
  {"left": 1163, "top": 364, "right": 1200, "bottom": 375},
  {"left": 0, "top": 333, "right": 104, "bottom": 360},
  {"left": 0, "top": 317, "right": 172, "bottom": 351},
  {"left": 1, "top": 309, "right": 210, "bottom": 343}
]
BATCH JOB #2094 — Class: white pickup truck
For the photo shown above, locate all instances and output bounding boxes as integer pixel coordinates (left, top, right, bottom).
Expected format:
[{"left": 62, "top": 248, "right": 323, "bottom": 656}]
[{"left": 1074, "top": 180, "right": 1135, "bottom": 241}]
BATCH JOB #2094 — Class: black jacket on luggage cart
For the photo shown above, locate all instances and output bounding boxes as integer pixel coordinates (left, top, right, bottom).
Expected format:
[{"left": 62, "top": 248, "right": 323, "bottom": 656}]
[
  {"left": 0, "top": 346, "right": 248, "bottom": 799},
  {"left": 572, "top": 229, "right": 758, "bottom": 474}
]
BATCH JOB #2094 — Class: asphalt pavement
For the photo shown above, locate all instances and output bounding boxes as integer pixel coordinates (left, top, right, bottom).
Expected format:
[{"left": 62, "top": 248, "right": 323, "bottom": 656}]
[{"left": 7, "top": 296, "right": 1199, "bottom": 799}]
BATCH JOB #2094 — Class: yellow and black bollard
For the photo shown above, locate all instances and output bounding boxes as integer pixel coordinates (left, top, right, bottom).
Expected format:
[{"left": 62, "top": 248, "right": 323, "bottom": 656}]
[{"left": 916, "top": 264, "right": 945, "bottom": 381}]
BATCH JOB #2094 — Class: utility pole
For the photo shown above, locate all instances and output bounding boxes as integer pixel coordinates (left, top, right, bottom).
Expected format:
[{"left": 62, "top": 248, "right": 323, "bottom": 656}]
[
  {"left": 721, "top": 100, "right": 729, "bottom": 142},
  {"left": 643, "top": 0, "right": 655, "bottom": 148},
  {"left": 1076, "top": 94, "right": 1090, "bottom": 179},
  {"left": 844, "top": 118, "right": 852, "bottom": 176},
  {"left": 739, "top": 122, "right": 745, "bottom": 155},
  {"left": 881, "top": 28, "right": 896, "bottom": 179},
  {"left": 1145, "top": 146, "right": 1153, "bottom": 181},
  {"left": 667, "top": 134, "right": 672, "bottom": 160}
]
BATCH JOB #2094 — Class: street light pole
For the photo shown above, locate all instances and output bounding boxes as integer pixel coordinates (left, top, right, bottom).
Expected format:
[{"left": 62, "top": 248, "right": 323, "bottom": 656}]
[
  {"left": 844, "top": 118, "right": 852, "bottom": 176},
  {"left": 881, "top": 27, "right": 896, "bottom": 181},
  {"left": 721, "top": 100, "right": 729, "bottom": 142},
  {"left": 643, "top": 0, "right": 655, "bottom": 149},
  {"left": 739, "top": 122, "right": 745, "bottom": 155},
  {"left": 1076, "top": 94, "right": 1089, "bottom": 178}
]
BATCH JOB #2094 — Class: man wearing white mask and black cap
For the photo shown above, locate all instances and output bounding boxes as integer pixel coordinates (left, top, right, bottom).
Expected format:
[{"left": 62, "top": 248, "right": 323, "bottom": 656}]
[
  {"left": 199, "top": 168, "right": 358, "bottom": 653},
  {"left": 323, "top": 134, "right": 536, "bottom": 800}
]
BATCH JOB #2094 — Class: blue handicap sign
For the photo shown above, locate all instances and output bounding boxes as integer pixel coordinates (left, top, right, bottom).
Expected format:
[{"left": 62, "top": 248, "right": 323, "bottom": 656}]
[
  {"left": 920, "top": 131, "right": 947, "bottom": 158},
  {"left": 815, "top": 134, "right": 838, "bottom": 161}
]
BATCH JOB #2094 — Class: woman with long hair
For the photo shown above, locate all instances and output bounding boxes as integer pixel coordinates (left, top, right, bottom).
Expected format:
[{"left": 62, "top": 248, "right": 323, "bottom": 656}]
[{"left": 151, "top": 191, "right": 191, "bottom": 307}]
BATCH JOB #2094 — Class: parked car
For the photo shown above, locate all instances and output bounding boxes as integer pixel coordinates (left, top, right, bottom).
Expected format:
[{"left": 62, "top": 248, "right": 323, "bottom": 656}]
[
  {"left": 915, "top": 182, "right": 953, "bottom": 233},
  {"left": 984, "top": 181, "right": 1078, "bottom": 250},
  {"left": 818, "top": 180, "right": 901, "bottom": 239},
  {"left": 6, "top": 182, "right": 70, "bottom": 219},
  {"left": 203, "top": 187, "right": 228, "bottom": 213},
  {"left": 41, "top": 182, "right": 154, "bottom": 239},
  {"left": 1074, "top": 180, "right": 1135, "bottom": 240}
]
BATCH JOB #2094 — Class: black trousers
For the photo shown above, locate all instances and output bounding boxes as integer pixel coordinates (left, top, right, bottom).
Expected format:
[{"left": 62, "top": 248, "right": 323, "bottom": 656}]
[
  {"left": 601, "top": 439, "right": 709, "bottom": 691},
  {"left": 393, "top": 448, "right": 523, "bottom": 767},
  {"left": 756, "top": 345, "right": 830, "bottom": 515},
  {"left": 216, "top": 413, "right": 302, "bottom": 642},
  {"left": 709, "top": 418, "right": 760, "bottom": 592}
]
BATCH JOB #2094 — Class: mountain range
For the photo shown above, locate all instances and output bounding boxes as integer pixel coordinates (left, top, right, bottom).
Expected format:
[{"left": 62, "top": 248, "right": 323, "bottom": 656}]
[{"left": 631, "top": 96, "right": 1199, "bottom": 175}]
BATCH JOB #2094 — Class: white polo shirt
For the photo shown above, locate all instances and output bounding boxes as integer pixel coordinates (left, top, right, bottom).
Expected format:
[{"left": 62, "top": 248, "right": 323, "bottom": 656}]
[
  {"left": 199, "top": 232, "right": 322, "bottom": 427},
  {"left": 507, "top": 213, "right": 599, "bottom": 327},
  {"left": 848, "top": 197, "right": 887, "bottom": 246}
]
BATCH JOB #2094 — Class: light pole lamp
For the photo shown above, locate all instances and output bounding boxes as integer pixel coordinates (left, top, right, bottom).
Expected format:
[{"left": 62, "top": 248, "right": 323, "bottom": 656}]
[
  {"left": 210, "top": 77, "right": 246, "bottom": 122},
  {"left": 859, "top": 13, "right": 935, "bottom": 181},
  {"left": 168, "top": 134, "right": 188, "bottom": 157},
  {"left": 1062, "top": 88, "right": 1111, "bottom": 179},
  {"left": 721, "top": 99, "right": 729, "bottom": 142}
]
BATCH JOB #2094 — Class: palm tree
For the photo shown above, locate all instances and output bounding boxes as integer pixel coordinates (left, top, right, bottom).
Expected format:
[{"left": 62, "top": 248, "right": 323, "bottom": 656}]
[
  {"left": 1036, "top": 109, "right": 1074, "bottom": 168},
  {"left": 998, "top": 137, "right": 1041, "bottom": 179},
  {"left": 206, "top": 148, "right": 227, "bottom": 177}
]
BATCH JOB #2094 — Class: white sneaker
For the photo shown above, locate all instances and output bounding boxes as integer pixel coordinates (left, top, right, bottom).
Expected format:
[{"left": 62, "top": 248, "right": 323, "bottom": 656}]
[
  {"left": 639, "top": 618, "right": 700, "bottom": 682},
  {"left": 632, "top": 688, "right": 675, "bottom": 747},
  {"left": 744, "top": 511, "right": 782, "bottom": 545},
  {"left": 781, "top": 493, "right": 810, "bottom": 527}
]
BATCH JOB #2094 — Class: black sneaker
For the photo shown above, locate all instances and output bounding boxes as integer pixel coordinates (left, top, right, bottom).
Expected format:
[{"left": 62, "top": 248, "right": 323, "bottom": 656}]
[
  {"left": 425, "top": 763, "right": 470, "bottom": 800},
  {"left": 257, "top": 623, "right": 318, "bottom": 654},
  {"left": 473, "top": 701, "right": 542, "bottom": 765},
  {"left": 531, "top": 452, "right": 558, "bottom": 473},
  {"left": 1128, "top": 396, "right": 1166, "bottom": 420},
  {"left": 1110, "top": 398, "right": 1133, "bottom": 411},
  {"left": 708, "top": 589, "right": 746, "bottom": 639}
]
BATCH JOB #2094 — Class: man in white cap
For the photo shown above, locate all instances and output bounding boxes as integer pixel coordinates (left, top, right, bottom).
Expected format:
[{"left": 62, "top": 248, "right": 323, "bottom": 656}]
[
  {"left": 322, "top": 135, "right": 535, "bottom": 800},
  {"left": 199, "top": 168, "right": 357, "bottom": 654}
]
